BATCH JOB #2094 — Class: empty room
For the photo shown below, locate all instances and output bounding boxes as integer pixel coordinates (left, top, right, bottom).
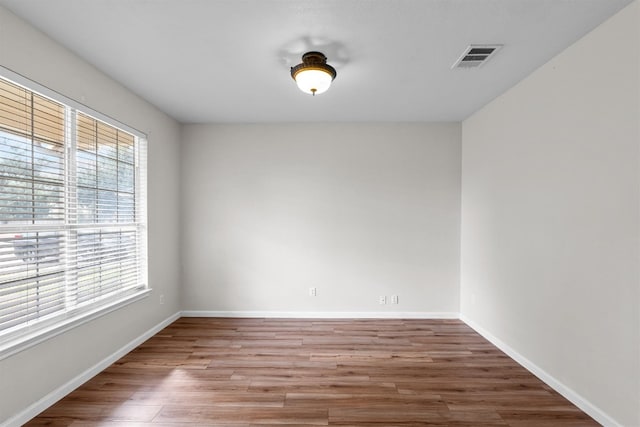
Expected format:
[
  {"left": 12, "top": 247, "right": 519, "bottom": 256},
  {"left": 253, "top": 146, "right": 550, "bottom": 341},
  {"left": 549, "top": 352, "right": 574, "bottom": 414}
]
[{"left": 0, "top": 0, "right": 638, "bottom": 426}]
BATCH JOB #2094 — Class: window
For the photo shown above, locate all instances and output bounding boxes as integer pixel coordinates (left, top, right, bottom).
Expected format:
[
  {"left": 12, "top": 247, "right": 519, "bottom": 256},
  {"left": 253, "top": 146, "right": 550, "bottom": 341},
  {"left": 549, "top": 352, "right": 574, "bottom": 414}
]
[{"left": 0, "top": 73, "right": 147, "bottom": 356}]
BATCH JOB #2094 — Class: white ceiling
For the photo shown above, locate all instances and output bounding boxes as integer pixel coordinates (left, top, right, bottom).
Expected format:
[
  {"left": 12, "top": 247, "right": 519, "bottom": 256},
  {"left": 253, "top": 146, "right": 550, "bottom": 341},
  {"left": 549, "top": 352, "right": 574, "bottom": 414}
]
[{"left": 0, "top": 0, "right": 632, "bottom": 123}]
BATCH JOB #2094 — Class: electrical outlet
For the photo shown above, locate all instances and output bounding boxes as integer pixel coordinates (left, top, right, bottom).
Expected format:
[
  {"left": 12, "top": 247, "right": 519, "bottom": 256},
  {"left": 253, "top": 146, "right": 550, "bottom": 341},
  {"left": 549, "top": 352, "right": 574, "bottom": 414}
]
[
  {"left": 391, "top": 295, "right": 399, "bottom": 304},
  {"left": 379, "top": 295, "right": 386, "bottom": 305},
  {"left": 159, "top": 294, "right": 165, "bottom": 305},
  {"left": 309, "top": 287, "right": 317, "bottom": 297}
]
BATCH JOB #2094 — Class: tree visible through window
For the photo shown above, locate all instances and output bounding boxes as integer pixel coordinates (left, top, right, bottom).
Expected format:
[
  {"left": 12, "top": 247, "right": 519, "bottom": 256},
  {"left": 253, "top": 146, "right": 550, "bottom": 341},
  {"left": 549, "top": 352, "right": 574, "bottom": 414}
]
[{"left": 0, "top": 75, "right": 147, "bottom": 342}]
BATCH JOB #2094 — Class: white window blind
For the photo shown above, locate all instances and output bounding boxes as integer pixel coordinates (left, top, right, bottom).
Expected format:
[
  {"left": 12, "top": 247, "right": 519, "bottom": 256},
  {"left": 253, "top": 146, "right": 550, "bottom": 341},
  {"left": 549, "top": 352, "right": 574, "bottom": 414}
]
[{"left": 0, "top": 74, "right": 147, "bottom": 346}]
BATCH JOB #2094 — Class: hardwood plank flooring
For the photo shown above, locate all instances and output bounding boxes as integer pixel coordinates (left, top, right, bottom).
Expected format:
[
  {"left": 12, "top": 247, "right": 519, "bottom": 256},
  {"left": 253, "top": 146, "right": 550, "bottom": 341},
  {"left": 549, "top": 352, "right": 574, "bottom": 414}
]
[{"left": 25, "top": 318, "right": 598, "bottom": 426}]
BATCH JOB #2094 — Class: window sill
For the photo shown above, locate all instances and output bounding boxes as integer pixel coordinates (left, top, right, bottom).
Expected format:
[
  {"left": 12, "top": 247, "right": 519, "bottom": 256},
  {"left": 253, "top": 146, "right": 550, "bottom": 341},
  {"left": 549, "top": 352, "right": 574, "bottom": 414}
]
[{"left": 0, "top": 288, "right": 151, "bottom": 361}]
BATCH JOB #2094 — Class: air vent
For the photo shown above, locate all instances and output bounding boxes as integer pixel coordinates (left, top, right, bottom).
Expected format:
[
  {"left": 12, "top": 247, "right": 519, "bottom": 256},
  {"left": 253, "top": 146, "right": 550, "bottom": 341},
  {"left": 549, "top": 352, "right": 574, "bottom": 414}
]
[{"left": 452, "top": 44, "right": 502, "bottom": 69}]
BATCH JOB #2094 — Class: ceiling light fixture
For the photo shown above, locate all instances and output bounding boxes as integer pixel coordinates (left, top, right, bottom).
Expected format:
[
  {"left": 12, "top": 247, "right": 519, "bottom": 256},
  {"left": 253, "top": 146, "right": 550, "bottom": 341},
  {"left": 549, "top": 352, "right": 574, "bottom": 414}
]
[{"left": 290, "top": 51, "right": 337, "bottom": 96}]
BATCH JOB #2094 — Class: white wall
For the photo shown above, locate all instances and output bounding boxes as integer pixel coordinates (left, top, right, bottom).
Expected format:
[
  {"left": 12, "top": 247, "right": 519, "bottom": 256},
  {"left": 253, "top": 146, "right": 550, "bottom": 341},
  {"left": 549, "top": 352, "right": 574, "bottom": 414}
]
[
  {"left": 460, "top": 2, "right": 639, "bottom": 426},
  {"left": 0, "top": 6, "right": 181, "bottom": 424},
  {"left": 181, "top": 123, "right": 461, "bottom": 315}
]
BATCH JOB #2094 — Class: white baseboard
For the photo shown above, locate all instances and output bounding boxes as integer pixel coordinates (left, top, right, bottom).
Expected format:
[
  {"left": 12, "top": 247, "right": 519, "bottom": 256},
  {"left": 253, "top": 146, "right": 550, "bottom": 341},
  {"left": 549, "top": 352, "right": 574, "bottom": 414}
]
[
  {"left": 2, "top": 311, "right": 181, "bottom": 427},
  {"left": 180, "top": 310, "right": 459, "bottom": 319},
  {"left": 460, "top": 314, "right": 621, "bottom": 427}
]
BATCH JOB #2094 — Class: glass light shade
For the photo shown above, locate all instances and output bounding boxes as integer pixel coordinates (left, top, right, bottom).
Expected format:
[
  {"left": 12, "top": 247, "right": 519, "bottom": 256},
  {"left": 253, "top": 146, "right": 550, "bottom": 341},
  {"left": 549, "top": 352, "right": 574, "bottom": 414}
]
[{"left": 294, "top": 68, "right": 333, "bottom": 95}]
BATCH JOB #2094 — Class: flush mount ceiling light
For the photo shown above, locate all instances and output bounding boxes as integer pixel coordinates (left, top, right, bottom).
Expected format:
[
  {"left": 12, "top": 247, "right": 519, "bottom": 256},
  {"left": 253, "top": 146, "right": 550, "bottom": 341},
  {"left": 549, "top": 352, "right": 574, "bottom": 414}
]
[{"left": 290, "top": 51, "right": 337, "bottom": 96}]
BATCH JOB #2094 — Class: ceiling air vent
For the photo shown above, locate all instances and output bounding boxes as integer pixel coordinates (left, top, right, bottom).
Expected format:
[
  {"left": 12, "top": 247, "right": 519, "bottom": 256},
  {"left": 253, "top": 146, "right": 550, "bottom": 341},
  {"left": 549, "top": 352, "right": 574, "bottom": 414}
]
[{"left": 452, "top": 44, "right": 502, "bottom": 69}]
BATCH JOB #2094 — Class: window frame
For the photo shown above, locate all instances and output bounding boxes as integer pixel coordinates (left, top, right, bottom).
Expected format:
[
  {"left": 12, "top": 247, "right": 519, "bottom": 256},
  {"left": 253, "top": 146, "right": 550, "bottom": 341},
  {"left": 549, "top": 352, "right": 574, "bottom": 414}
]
[{"left": 0, "top": 67, "right": 149, "bottom": 360}]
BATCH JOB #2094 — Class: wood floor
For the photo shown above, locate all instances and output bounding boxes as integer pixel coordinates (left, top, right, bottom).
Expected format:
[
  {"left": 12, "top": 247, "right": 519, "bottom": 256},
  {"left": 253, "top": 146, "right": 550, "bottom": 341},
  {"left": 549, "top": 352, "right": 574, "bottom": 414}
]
[{"left": 26, "top": 318, "right": 598, "bottom": 426}]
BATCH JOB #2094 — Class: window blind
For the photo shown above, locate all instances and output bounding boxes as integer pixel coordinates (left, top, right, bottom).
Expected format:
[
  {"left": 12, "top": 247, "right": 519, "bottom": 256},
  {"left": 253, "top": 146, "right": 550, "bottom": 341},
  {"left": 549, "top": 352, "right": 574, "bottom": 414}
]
[{"left": 0, "top": 75, "right": 147, "bottom": 341}]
